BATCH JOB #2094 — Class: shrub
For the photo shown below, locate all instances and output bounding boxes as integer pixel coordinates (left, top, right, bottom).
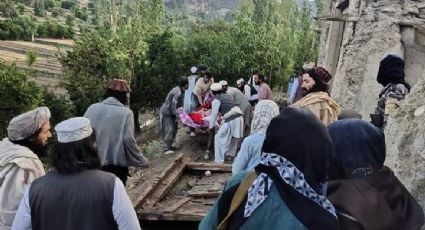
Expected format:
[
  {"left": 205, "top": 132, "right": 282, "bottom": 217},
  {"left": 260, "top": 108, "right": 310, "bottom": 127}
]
[
  {"left": 65, "top": 14, "right": 74, "bottom": 26},
  {"left": 17, "top": 4, "right": 26, "bottom": 14},
  {"left": 64, "top": 26, "right": 74, "bottom": 38},
  {"left": 60, "top": 0, "right": 74, "bottom": 10},
  {"left": 51, "top": 7, "right": 60, "bottom": 17},
  {"left": 26, "top": 50, "right": 38, "bottom": 67},
  {"left": 44, "top": 0, "right": 55, "bottom": 10}
]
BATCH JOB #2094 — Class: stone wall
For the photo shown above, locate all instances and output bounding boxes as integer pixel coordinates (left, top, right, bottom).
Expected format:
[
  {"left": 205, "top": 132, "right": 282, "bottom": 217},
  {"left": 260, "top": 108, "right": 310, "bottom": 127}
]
[
  {"left": 385, "top": 75, "right": 425, "bottom": 214},
  {"left": 318, "top": 0, "right": 425, "bottom": 118}
]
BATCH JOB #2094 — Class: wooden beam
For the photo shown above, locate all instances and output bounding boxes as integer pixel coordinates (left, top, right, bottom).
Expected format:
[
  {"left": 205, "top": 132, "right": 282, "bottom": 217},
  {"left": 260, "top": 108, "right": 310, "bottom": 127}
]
[
  {"left": 399, "top": 20, "right": 425, "bottom": 31},
  {"left": 315, "top": 15, "right": 360, "bottom": 22},
  {"left": 186, "top": 191, "right": 221, "bottom": 198},
  {"left": 133, "top": 154, "right": 185, "bottom": 209},
  {"left": 148, "top": 156, "right": 191, "bottom": 206},
  {"left": 185, "top": 162, "right": 232, "bottom": 172}
]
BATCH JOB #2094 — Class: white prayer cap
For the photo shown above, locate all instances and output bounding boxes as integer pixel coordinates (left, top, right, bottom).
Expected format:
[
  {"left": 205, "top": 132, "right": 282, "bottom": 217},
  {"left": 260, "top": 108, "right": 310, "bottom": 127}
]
[
  {"left": 55, "top": 117, "right": 93, "bottom": 143},
  {"left": 7, "top": 107, "right": 51, "bottom": 141},
  {"left": 302, "top": 62, "right": 315, "bottom": 71},
  {"left": 219, "top": 80, "right": 228, "bottom": 86},
  {"left": 210, "top": 83, "right": 223, "bottom": 92},
  {"left": 190, "top": 66, "right": 197, "bottom": 74},
  {"left": 236, "top": 78, "right": 244, "bottom": 85}
]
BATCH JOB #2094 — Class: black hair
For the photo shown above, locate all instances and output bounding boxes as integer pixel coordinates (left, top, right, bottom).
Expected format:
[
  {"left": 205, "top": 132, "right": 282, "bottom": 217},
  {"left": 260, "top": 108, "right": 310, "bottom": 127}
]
[
  {"left": 178, "top": 77, "right": 189, "bottom": 88},
  {"left": 308, "top": 79, "right": 329, "bottom": 94},
  {"left": 204, "top": 71, "right": 213, "bottom": 79},
  {"left": 10, "top": 128, "right": 47, "bottom": 157},
  {"left": 212, "top": 89, "right": 222, "bottom": 95},
  {"left": 197, "top": 64, "right": 208, "bottom": 72},
  {"left": 51, "top": 133, "right": 100, "bottom": 174},
  {"left": 252, "top": 69, "right": 260, "bottom": 75},
  {"left": 103, "top": 89, "right": 127, "bottom": 105},
  {"left": 257, "top": 74, "right": 265, "bottom": 82}
]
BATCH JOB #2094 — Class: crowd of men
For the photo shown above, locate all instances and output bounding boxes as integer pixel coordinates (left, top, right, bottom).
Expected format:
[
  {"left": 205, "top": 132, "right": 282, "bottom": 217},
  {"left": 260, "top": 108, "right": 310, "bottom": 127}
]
[
  {"left": 0, "top": 79, "right": 147, "bottom": 229},
  {"left": 0, "top": 53, "right": 423, "bottom": 229}
]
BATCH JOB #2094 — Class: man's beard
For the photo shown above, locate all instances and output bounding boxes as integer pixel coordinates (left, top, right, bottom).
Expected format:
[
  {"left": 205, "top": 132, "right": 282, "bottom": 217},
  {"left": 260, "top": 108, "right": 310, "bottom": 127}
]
[
  {"left": 13, "top": 138, "right": 49, "bottom": 158},
  {"left": 32, "top": 143, "right": 48, "bottom": 158},
  {"left": 302, "top": 87, "right": 309, "bottom": 96}
]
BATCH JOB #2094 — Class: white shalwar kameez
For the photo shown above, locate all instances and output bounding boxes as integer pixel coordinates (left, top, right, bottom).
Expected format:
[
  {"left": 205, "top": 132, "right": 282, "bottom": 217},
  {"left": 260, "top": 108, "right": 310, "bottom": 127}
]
[{"left": 209, "top": 100, "right": 244, "bottom": 163}]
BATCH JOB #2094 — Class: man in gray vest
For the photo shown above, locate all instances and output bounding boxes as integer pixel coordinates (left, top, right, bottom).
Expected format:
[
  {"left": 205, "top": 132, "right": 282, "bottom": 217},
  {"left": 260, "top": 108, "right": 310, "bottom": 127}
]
[
  {"left": 220, "top": 80, "right": 252, "bottom": 136},
  {"left": 209, "top": 83, "right": 244, "bottom": 163},
  {"left": 12, "top": 117, "right": 140, "bottom": 230}
]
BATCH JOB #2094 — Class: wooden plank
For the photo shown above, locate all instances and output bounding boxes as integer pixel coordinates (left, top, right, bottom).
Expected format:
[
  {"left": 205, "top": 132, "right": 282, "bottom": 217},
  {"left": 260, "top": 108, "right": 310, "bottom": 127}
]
[
  {"left": 186, "top": 191, "right": 220, "bottom": 198},
  {"left": 139, "top": 212, "right": 204, "bottom": 222},
  {"left": 163, "top": 197, "right": 191, "bottom": 213},
  {"left": 185, "top": 162, "right": 232, "bottom": 172},
  {"left": 133, "top": 154, "right": 184, "bottom": 209},
  {"left": 147, "top": 156, "right": 192, "bottom": 206}
]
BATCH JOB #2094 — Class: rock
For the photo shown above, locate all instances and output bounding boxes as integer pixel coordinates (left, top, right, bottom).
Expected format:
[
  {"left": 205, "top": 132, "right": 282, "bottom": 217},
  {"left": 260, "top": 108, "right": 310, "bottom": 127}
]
[
  {"left": 414, "top": 105, "right": 425, "bottom": 117},
  {"left": 385, "top": 78, "right": 425, "bottom": 212}
]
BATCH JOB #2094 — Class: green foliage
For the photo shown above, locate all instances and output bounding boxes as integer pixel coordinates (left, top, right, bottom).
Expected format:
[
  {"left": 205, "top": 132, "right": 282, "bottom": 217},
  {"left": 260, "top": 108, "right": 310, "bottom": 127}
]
[
  {"left": 44, "top": 0, "right": 55, "bottom": 10},
  {"left": 141, "top": 140, "right": 161, "bottom": 159},
  {"left": 60, "top": 0, "right": 319, "bottom": 120},
  {"left": 17, "top": 4, "right": 26, "bottom": 15},
  {"left": 34, "top": 0, "right": 46, "bottom": 17},
  {"left": 0, "top": 16, "right": 37, "bottom": 40},
  {"left": 0, "top": 61, "right": 74, "bottom": 137},
  {"left": 51, "top": 7, "right": 60, "bottom": 17},
  {"left": 65, "top": 14, "right": 74, "bottom": 26},
  {"left": 59, "top": 30, "right": 115, "bottom": 115},
  {"left": 60, "top": 0, "right": 75, "bottom": 10},
  {"left": 180, "top": 0, "right": 320, "bottom": 88},
  {"left": 26, "top": 50, "right": 38, "bottom": 67},
  {"left": 37, "top": 20, "right": 73, "bottom": 39},
  {"left": 40, "top": 88, "right": 74, "bottom": 127},
  {"left": 0, "top": 0, "right": 19, "bottom": 20},
  {"left": 0, "top": 61, "right": 43, "bottom": 137},
  {"left": 73, "top": 6, "right": 88, "bottom": 21}
]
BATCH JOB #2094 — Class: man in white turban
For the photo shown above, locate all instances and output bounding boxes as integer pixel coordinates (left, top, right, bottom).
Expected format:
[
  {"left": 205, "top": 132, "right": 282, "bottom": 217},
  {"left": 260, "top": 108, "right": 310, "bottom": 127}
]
[{"left": 0, "top": 107, "right": 51, "bottom": 229}]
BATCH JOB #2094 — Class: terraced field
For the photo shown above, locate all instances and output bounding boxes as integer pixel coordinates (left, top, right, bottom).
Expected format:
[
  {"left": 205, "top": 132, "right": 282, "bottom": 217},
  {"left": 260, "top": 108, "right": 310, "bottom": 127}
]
[{"left": 0, "top": 40, "right": 73, "bottom": 95}]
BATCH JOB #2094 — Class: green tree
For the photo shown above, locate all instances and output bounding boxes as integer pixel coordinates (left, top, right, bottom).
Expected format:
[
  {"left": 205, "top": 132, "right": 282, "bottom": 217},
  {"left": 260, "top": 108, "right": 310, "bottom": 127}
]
[
  {"left": 0, "top": 0, "right": 19, "bottom": 20},
  {"left": 0, "top": 61, "right": 42, "bottom": 137},
  {"left": 34, "top": 0, "right": 45, "bottom": 17}
]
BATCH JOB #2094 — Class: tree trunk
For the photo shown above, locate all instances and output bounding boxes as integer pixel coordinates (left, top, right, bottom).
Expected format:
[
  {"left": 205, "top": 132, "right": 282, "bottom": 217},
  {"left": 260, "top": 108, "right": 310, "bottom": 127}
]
[{"left": 132, "top": 105, "right": 141, "bottom": 133}]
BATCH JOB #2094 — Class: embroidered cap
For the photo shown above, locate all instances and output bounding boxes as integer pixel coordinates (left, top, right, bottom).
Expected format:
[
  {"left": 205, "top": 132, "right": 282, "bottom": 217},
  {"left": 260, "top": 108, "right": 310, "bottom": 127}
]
[
  {"left": 236, "top": 78, "right": 244, "bottom": 85},
  {"left": 55, "top": 117, "right": 93, "bottom": 143},
  {"left": 219, "top": 80, "right": 228, "bottom": 86},
  {"left": 105, "top": 79, "right": 132, "bottom": 92},
  {"left": 190, "top": 66, "right": 197, "bottom": 74}
]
